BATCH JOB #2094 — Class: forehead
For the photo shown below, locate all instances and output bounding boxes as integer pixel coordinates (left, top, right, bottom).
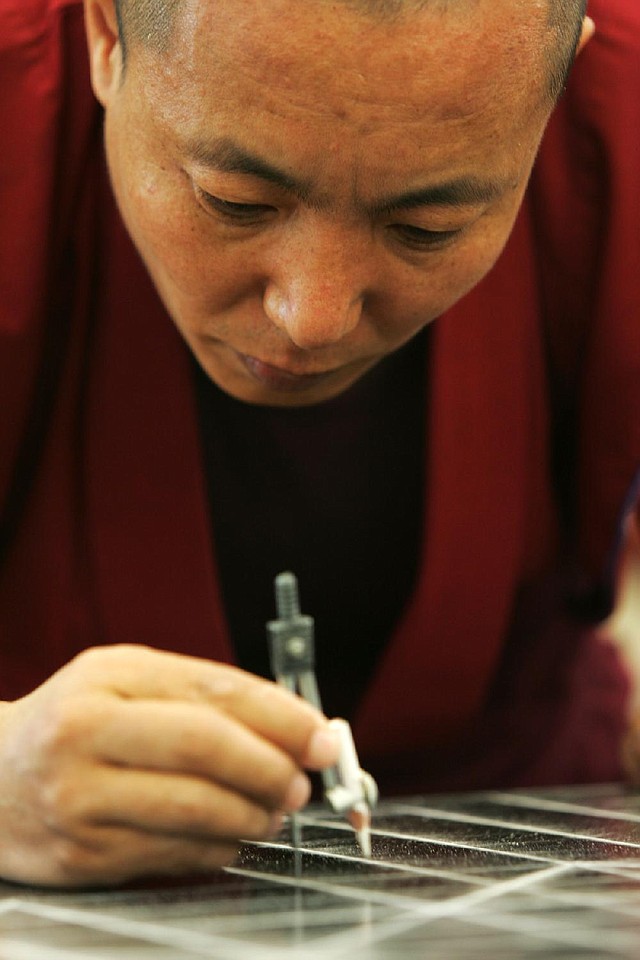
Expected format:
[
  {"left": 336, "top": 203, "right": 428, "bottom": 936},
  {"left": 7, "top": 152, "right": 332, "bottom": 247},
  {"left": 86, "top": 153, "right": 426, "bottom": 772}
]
[
  {"left": 172, "top": 0, "right": 547, "bottom": 97},
  {"left": 134, "top": 0, "right": 550, "bottom": 187}
]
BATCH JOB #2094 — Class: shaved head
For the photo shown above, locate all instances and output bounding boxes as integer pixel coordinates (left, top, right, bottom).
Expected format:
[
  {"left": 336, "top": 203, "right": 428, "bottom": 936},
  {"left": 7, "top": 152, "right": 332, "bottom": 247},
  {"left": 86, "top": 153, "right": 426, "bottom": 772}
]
[
  {"left": 95, "top": 0, "right": 581, "bottom": 407},
  {"left": 114, "top": 0, "right": 587, "bottom": 100},
  {"left": 114, "top": 0, "right": 180, "bottom": 55}
]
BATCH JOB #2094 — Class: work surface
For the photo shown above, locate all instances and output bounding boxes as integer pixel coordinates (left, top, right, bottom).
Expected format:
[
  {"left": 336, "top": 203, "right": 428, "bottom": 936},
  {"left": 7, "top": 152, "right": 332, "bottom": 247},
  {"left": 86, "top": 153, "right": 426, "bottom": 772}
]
[{"left": 3, "top": 784, "right": 640, "bottom": 958}]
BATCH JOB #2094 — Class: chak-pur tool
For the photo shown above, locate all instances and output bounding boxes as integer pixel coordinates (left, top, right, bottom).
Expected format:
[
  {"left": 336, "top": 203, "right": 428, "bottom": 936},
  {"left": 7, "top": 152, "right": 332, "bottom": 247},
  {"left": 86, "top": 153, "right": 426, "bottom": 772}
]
[{"left": 267, "top": 571, "right": 378, "bottom": 856}]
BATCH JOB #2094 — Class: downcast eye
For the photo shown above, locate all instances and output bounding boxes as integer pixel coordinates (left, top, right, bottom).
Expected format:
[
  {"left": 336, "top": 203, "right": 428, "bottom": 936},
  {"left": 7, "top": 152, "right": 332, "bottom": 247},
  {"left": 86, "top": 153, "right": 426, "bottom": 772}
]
[
  {"left": 196, "top": 187, "right": 274, "bottom": 222},
  {"left": 392, "top": 223, "right": 462, "bottom": 249}
]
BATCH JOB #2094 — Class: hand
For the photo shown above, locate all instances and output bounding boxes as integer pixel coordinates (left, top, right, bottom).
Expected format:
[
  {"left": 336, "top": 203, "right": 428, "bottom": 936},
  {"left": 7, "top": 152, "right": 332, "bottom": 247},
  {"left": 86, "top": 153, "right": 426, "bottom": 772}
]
[{"left": 0, "top": 645, "right": 339, "bottom": 887}]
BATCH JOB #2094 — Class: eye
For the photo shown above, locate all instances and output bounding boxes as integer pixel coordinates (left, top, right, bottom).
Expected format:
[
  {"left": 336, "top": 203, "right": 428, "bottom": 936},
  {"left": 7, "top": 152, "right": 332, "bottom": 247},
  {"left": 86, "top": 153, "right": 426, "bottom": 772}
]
[
  {"left": 194, "top": 186, "right": 275, "bottom": 224},
  {"left": 391, "top": 223, "right": 462, "bottom": 250}
]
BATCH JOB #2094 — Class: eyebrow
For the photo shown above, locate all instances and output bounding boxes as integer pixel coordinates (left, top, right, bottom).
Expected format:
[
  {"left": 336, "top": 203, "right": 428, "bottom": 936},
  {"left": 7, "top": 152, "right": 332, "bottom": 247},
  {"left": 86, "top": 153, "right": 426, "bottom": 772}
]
[
  {"left": 187, "top": 137, "right": 311, "bottom": 199},
  {"left": 187, "top": 136, "right": 507, "bottom": 212},
  {"left": 370, "top": 177, "right": 508, "bottom": 214}
]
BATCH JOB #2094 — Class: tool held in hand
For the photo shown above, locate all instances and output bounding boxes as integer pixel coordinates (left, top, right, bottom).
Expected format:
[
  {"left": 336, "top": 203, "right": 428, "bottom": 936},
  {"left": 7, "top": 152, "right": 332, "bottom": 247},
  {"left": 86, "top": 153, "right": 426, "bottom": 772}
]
[{"left": 267, "top": 571, "right": 378, "bottom": 856}]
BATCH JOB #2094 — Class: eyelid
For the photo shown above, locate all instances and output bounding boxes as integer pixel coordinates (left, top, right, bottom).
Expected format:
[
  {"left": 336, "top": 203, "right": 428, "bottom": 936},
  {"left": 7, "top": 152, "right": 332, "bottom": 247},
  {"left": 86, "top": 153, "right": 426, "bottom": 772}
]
[
  {"left": 388, "top": 201, "right": 487, "bottom": 248},
  {"left": 194, "top": 184, "right": 274, "bottom": 219},
  {"left": 192, "top": 181, "right": 468, "bottom": 249},
  {"left": 390, "top": 223, "right": 464, "bottom": 250}
]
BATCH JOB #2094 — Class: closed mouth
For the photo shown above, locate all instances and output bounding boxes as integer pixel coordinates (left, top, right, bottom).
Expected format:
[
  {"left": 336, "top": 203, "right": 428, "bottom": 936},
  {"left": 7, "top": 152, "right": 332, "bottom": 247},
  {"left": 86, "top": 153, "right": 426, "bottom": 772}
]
[{"left": 236, "top": 352, "right": 340, "bottom": 391}]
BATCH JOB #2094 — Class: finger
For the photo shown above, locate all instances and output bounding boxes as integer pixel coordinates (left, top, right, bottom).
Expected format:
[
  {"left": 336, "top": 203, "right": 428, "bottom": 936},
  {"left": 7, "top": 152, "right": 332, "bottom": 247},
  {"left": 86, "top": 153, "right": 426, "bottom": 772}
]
[
  {"left": 44, "top": 765, "right": 283, "bottom": 844},
  {"left": 101, "top": 833, "right": 240, "bottom": 886},
  {"left": 103, "top": 833, "right": 240, "bottom": 886},
  {"left": 88, "top": 698, "right": 311, "bottom": 810},
  {"left": 58, "top": 646, "right": 340, "bottom": 769},
  {"left": 18, "top": 827, "right": 241, "bottom": 888}
]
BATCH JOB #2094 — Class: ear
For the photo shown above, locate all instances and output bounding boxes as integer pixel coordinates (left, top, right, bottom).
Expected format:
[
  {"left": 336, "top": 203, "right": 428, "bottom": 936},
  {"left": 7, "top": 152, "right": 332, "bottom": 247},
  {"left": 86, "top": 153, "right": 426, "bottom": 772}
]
[
  {"left": 575, "top": 15, "right": 596, "bottom": 58},
  {"left": 84, "top": 0, "right": 124, "bottom": 106}
]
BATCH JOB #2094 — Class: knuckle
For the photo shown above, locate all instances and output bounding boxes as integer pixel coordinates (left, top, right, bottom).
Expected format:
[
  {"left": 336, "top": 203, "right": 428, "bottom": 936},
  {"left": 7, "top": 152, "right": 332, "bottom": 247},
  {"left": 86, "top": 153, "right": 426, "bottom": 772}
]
[
  {"left": 71, "top": 643, "right": 166, "bottom": 677},
  {"left": 40, "top": 775, "right": 92, "bottom": 833},
  {"left": 196, "top": 663, "right": 243, "bottom": 702},
  {"left": 68, "top": 645, "right": 112, "bottom": 674},
  {"left": 254, "top": 678, "right": 308, "bottom": 716},
  {"left": 172, "top": 727, "right": 211, "bottom": 769},
  {"left": 70, "top": 644, "right": 143, "bottom": 674},
  {"left": 37, "top": 696, "right": 95, "bottom": 756}
]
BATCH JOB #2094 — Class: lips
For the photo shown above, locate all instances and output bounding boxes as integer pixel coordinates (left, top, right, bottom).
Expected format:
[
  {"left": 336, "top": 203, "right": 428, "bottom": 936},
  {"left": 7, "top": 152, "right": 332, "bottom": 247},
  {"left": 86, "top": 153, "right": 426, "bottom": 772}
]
[{"left": 237, "top": 352, "right": 338, "bottom": 392}]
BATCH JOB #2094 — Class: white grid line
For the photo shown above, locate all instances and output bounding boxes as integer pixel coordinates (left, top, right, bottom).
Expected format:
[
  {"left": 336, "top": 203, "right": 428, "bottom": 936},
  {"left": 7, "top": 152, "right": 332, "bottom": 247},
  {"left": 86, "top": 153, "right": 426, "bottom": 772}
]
[{"left": 1, "top": 789, "right": 640, "bottom": 958}]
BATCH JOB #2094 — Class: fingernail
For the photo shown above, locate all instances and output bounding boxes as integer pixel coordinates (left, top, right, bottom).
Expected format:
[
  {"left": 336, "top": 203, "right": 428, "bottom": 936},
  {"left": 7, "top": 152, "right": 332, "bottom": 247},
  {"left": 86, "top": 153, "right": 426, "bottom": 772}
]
[
  {"left": 283, "top": 773, "right": 311, "bottom": 812},
  {"left": 306, "top": 726, "right": 341, "bottom": 768}
]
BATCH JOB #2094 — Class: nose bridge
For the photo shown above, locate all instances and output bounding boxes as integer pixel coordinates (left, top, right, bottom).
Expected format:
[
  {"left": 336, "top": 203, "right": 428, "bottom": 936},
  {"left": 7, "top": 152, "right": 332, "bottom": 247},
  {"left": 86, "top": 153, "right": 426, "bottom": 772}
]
[{"left": 265, "top": 221, "right": 369, "bottom": 350}]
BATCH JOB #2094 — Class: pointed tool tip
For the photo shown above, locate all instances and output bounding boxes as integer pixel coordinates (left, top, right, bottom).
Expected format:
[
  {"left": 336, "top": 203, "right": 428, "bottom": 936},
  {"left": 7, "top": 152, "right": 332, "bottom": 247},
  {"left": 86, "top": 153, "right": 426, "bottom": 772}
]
[
  {"left": 348, "top": 807, "right": 372, "bottom": 857},
  {"left": 357, "top": 828, "right": 372, "bottom": 857}
]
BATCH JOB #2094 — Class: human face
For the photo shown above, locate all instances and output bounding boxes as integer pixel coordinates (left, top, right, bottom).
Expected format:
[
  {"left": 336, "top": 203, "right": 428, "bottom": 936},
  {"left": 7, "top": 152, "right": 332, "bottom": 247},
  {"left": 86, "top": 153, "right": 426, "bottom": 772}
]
[{"left": 89, "top": 0, "right": 554, "bottom": 406}]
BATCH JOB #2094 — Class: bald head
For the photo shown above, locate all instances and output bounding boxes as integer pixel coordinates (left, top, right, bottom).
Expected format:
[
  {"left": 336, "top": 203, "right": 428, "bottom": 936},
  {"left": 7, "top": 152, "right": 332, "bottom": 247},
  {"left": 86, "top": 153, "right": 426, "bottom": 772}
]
[
  {"left": 114, "top": 0, "right": 588, "bottom": 102},
  {"left": 114, "top": 0, "right": 179, "bottom": 55}
]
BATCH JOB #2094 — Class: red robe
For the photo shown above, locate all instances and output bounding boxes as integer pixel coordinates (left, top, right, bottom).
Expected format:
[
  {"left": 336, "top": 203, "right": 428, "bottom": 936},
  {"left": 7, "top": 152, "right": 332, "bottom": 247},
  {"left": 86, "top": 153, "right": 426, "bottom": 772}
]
[{"left": 1, "top": 0, "right": 639, "bottom": 792}]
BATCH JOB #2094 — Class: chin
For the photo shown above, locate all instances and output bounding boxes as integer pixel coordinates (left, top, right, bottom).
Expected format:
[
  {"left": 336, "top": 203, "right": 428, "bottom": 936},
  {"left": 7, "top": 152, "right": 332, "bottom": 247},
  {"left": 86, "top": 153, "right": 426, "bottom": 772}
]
[
  {"left": 201, "top": 358, "right": 362, "bottom": 408},
  {"left": 218, "top": 376, "right": 359, "bottom": 408}
]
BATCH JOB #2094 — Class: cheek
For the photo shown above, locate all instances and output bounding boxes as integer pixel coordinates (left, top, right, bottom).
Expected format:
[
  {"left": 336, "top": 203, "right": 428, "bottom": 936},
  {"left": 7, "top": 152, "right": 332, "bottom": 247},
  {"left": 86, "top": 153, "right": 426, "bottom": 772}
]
[
  {"left": 104, "top": 114, "right": 260, "bottom": 333},
  {"left": 126, "top": 179, "right": 210, "bottom": 287},
  {"left": 106, "top": 133, "right": 221, "bottom": 295},
  {"left": 385, "top": 218, "right": 517, "bottom": 341},
  {"left": 115, "top": 177, "right": 253, "bottom": 331}
]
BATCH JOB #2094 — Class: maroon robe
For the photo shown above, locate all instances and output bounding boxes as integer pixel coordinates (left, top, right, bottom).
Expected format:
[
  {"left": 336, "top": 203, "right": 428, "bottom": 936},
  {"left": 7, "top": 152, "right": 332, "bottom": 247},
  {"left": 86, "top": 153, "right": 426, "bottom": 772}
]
[{"left": 1, "top": 0, "right": 639, "bottom": 792}]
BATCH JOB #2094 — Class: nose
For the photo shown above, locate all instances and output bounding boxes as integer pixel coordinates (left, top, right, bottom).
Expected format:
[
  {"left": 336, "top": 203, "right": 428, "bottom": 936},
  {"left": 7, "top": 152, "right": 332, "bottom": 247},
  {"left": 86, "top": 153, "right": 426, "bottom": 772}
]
[{"left": 263, "top": 235, "right": 367, "bottom": 350}]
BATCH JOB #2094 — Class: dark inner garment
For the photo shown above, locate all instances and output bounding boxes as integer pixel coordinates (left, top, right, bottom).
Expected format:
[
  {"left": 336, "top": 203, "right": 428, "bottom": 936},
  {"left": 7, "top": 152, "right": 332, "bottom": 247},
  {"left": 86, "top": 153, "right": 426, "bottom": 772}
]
[{"left": 193, "top": 330, "right": 428, "bottom": 720}]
